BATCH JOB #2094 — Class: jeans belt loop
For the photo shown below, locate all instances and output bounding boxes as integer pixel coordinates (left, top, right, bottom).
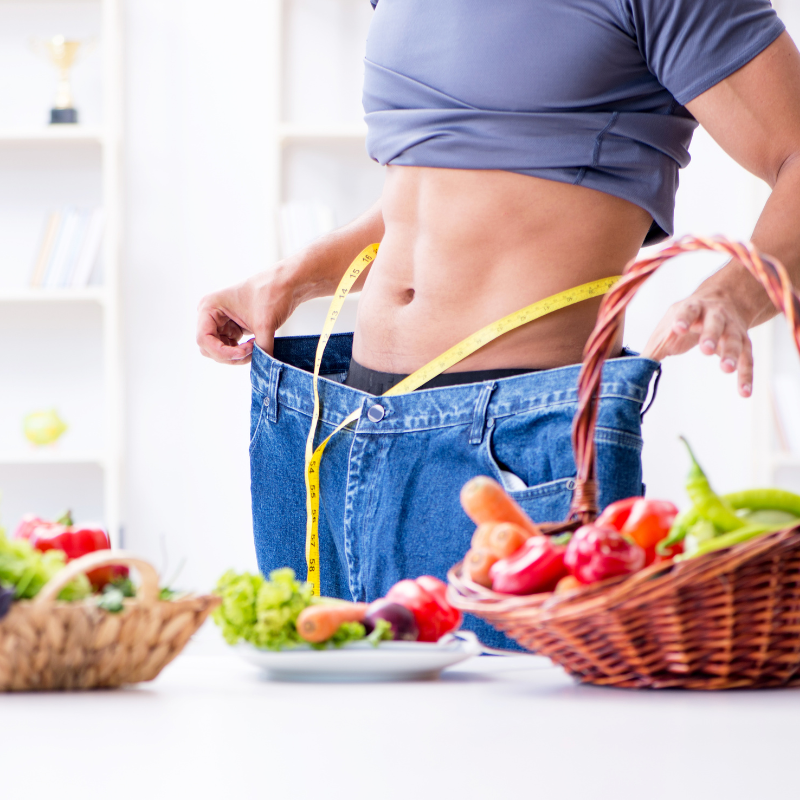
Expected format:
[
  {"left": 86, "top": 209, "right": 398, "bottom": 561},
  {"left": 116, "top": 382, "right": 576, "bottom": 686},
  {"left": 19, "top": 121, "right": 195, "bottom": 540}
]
[
  {"left": 266, "top": 361, "right": 283, "bottom": 423},
  {"left": 469, "top": 381, "right": 497, "bottom": 445}
]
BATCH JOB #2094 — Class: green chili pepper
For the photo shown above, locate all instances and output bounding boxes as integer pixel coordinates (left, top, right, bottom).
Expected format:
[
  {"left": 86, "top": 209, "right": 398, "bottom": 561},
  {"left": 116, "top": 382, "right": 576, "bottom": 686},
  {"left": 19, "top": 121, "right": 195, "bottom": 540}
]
[
  {"left": 680, "top": 437, "right": 744, "bottom": 533},
  {"left": 722, "top": 488, "right": 800, "bottom": 518},
  {"left": 657, "top": 447, "right": 800, "bottom": 556},
  {"left": 683, "top": 519, "right": 717, "bottom": 557},
  {"left": 685, "top": 522, "right": 784, "bottom": 559},
  {"left": 657, "top": 506, "right": 701, "bottom": 554}
]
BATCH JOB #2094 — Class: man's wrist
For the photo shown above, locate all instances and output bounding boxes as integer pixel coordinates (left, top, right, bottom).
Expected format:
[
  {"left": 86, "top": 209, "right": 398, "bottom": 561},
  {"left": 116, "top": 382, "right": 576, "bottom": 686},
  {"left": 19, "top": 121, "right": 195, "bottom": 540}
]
[
  {"left": 700, "top": 259, "right": 775, "bottom": 328},
  {"left": 267, "top": 251, "right": 338, "bottom": 309}
]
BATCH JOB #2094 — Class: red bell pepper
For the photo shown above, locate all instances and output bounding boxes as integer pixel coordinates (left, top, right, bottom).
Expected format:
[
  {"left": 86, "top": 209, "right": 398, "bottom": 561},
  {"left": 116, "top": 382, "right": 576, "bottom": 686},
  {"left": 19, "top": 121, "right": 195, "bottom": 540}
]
[
  {"left": 13, "top": 510, "right": 72, "bottom": 541},
  {"left": 596, "top": 497, "right": 640, "bottom": 531},
  {"left": 385, "top": 576, "right": 461, "bottom": 642},
  {"left": 26, "top": 515, "right": 124, "bottom": 590},
  {"left": 620, "top": 499, "right": 678, "bottom": 564},
  {"left": 595, "top": 497, "right": 678, "bottom": 565},
  {"left": 596, "top": 498, "right": 679, "bottom": 565},
  {"left": 564, "top": 523, "right": 645, "bottom": 585},
  {"left": 31, "top": 523, "right": 109, "bottom": 560},
  {"left": 489, "top": 536, "right": 569, "bottom": 595}
]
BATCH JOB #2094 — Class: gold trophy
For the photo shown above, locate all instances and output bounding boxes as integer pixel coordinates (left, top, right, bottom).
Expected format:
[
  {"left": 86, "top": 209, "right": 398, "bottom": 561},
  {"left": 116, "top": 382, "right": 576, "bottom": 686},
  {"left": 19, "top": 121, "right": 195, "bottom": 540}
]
[{"left": 32, "top": 35, "right": 90, "bottom": 124}]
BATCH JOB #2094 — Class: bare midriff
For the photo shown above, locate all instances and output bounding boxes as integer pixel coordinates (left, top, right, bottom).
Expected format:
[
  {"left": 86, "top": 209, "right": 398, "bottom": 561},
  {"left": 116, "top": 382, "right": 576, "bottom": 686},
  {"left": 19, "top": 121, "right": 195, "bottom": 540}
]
[{"left": 352, "top": 166, "right": 654, "bottom": 374}]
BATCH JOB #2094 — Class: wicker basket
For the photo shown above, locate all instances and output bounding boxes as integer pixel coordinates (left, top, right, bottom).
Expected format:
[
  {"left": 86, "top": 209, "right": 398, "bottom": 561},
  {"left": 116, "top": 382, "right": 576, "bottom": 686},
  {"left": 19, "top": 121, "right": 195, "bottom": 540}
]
[
  {"left": 0, "top": 550, "right": 220, "bottom": 691},
  {"left": 448, "top": 235, "right": 800, "bottom": 689}
]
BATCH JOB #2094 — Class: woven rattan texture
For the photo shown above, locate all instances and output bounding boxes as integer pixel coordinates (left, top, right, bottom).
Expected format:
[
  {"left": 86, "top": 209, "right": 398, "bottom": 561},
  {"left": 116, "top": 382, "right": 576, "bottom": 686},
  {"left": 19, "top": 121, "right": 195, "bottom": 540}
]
[
  {"left": 448, "top": 236, "right": 800, "bottom": 690},
  {"left": 450, "top": 526, "right": 800, "bottom": 688},
  {"left": 0, "top": 551, "right": 220, "bottom": 691},
  {"left": 0, "top": 595, "right": 219, "bottom": 691}
]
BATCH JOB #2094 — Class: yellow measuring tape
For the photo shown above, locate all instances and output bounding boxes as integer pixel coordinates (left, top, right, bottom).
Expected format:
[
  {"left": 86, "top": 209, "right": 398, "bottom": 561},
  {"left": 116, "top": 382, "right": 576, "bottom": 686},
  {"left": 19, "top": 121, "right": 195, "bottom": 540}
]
[{"left": 303, "top": 243, "right": 620, "bottom": 594}]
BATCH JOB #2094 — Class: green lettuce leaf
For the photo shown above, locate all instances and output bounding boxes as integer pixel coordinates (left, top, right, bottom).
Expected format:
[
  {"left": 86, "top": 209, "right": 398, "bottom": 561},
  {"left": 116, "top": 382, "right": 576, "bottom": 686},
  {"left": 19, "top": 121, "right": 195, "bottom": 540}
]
[
  {"left": 0, "top": 530, "right": 91, "bottom": 601},
  {"left": 212, "top": 567, "right": 314, "bottom": 650}
]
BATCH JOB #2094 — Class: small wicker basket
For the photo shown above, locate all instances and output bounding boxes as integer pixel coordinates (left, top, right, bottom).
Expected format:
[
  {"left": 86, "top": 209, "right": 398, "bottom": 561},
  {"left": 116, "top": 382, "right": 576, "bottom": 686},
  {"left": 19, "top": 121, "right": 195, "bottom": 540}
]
[
  {"left": 448, "top": 235, "right": 800, "bottom": 689},
  {"left": 0, "top": 550, "right": 220, "bottom": 691}
]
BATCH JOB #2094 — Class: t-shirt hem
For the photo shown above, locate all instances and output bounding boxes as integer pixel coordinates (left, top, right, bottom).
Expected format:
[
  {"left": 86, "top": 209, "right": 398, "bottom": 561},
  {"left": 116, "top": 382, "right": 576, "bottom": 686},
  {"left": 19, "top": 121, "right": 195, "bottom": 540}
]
[{"left": 672, "top": 19, "right": 785, "bottom": 106}]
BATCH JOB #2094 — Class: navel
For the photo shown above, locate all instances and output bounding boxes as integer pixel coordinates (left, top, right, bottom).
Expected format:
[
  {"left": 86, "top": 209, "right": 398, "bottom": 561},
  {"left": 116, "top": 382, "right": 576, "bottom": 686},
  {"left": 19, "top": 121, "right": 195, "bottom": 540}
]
[{"left": 401, "top": 287, "right": 415, "bottom": 305}]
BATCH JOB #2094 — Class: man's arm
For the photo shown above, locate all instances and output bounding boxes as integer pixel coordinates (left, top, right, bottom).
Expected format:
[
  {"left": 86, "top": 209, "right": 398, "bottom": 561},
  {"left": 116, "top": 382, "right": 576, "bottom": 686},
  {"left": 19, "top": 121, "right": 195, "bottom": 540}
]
[
  {"left": 643, "top": 31, "right": 800, "bottom": 397},
  {"left": 197, "top": 200, "right": 384, "bottom": 364}
]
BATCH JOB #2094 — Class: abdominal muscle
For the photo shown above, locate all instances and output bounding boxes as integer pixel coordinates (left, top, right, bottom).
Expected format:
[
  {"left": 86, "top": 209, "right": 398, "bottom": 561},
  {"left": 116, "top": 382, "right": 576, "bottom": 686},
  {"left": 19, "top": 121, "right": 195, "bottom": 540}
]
[{"left": 352, "top": 166, "right": 654, "bottom": 374}]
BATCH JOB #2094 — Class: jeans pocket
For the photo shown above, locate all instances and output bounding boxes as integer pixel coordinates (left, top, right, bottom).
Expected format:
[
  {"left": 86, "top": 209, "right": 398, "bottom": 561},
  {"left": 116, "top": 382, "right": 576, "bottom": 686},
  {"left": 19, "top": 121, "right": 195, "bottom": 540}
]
[
  {"left": 482, "top": 414, "right": 643, "bottom": 521},
  {"left": 501, "top": 476, "right": 577, "bottom": 526},
  {"left": 482, "top": 410, "right": 573, "bottom": 493}
]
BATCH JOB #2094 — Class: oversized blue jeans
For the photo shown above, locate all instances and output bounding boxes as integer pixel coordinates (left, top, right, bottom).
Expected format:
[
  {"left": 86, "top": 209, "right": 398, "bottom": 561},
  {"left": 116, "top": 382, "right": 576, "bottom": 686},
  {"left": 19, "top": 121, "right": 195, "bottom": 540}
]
[{"left": 250, "top": 333, "right": 660, "bottom": 649}]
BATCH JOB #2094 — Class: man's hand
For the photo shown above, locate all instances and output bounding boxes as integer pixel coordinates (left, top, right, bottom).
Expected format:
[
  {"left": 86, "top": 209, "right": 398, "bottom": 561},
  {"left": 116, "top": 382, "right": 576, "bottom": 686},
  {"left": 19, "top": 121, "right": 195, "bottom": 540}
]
[
  {"left": 642, "top": 32, "right": 800, "bottom": 398},
  {"left": 196, "top": 200, "right": 386, "bottom": 366},
  {"left": 197, "top": 271, "right": 293, "bottom": 365},
  {"left": 642, "top": 282, "right": 755, "bottom": 398}
]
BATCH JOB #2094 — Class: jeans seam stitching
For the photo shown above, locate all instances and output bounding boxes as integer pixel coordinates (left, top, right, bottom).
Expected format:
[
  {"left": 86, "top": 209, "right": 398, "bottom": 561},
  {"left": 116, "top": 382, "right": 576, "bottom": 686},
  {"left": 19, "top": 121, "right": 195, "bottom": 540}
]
[{"left": 248, "top": 393, "right": 269, "bottom": 455}]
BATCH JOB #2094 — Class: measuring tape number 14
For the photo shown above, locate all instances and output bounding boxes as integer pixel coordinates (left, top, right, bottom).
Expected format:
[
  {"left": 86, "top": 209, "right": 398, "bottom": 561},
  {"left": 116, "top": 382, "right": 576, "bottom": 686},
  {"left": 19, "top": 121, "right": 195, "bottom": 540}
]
[{"left": 303, "top": 243, "right": 621, "bottom": 595}]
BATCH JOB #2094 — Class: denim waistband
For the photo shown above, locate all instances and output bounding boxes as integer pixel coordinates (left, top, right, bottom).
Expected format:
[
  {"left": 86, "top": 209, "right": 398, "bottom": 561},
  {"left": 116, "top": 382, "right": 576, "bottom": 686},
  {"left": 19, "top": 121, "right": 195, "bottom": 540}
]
[
  {"left": 344, "top": 356, "right": 540, "bottom": 395},
  {"left": 251, "top": 333, "right": 660, "bottom": 433}
]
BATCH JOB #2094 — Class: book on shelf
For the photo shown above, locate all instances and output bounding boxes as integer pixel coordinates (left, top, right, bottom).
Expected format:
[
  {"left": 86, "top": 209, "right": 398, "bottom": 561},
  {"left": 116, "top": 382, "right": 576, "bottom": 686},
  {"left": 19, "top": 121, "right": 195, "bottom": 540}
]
[
  {"left": 30, "top": 207, "right": 105, "bottom": 289},
  {"left": 29, "top": 211, "right": 61, "bottom": 287}
]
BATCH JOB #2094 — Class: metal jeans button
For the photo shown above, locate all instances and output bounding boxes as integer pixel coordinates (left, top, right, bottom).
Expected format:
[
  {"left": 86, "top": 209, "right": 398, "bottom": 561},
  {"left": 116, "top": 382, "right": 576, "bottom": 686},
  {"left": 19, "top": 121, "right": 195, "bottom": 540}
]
[{"left": 367, "top": 404, "right": 385, "bottom": 422}]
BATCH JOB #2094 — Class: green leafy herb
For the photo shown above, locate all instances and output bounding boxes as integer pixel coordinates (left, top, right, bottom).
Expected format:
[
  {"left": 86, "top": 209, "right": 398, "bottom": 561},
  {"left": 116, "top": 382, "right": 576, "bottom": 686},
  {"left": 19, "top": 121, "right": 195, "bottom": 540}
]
[
  {"left": 317, "top": 620, "right": 367, "bottom": 649},
  {"left": 96, "top": 585, "right": 125, "bottom": 613},
  {"left": 366, "top": 617, "right": 394, "bottom": 646},
  {"left": 110, "top": 576, "right": 136, "bottom": 598}
]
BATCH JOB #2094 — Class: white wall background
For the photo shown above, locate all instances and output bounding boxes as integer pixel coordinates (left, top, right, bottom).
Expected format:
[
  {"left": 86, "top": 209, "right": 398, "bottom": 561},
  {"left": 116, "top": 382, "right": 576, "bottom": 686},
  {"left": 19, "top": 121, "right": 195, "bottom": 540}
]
[
  {"left": 3, "top": 0, "right": 790, "bottom": 595},
  {"left": 122, "top": 0, "right": 277, "bottom": 589}
]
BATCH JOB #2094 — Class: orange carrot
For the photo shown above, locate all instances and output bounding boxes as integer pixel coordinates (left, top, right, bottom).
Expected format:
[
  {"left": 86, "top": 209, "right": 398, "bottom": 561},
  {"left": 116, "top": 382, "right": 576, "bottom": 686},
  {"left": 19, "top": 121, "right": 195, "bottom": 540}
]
[
  {"left": 460, "top": 476, "right": 542, "bottom": 537},
  {"left": 464, "top": 548, "right": 499, "bottom": 588},
  {"left": 487, "top": 523, "right": 528, "bottom": 559},
  {"left": 555, "top": 575, "right": 583, "bottom": 595},
  {"left": 296, "top": 602, "right": 368, "bottom": 643},
  {"left": 471, "top": 522, "right": 497, "bottom": 550}
]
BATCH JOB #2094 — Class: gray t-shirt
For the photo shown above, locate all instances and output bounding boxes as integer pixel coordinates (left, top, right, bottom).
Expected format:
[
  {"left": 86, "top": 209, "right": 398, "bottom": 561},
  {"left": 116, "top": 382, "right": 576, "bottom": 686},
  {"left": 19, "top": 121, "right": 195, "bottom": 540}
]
[{"left": 365, "top": 0, "right": 785, "bottom": 243}]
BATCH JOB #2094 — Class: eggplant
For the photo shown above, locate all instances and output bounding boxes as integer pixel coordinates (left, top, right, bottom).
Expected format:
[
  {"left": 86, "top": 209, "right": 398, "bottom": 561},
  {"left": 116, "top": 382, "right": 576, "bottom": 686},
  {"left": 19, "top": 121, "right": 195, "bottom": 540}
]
[
  {"left": 363, "top": 599, "right": 419, "bottom": 641},
  {"left": 0, "top": 585, "right": 13, "bottom": 621}
]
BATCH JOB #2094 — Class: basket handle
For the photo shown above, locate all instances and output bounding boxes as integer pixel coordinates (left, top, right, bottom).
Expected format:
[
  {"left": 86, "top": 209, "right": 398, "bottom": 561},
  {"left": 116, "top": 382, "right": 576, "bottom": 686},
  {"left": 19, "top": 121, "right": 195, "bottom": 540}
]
[
  {"left": 568, "top": 234, "right": 800, "bottom": 524},
  {"left": 33, "top": 550, "right": 161, "bottom": 605}
]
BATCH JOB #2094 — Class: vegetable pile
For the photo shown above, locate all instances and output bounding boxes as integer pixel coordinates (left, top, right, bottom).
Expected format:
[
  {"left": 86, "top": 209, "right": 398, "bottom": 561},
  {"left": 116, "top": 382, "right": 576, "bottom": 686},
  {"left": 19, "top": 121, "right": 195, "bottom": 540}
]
[
  {"left": 659, "top": 438, "right": 800, "bottom": 559},
  {"left": 460, "top": 476, "right": 664, "bottom": 593},
  {"left": 0, "top": 510, "right": 161, "bottom": 621},
  {"left": 14, "top": 511, "right": 126, "bottom": 590},
  {"left": 0, "top": 528, "right": 92, "bottom": 615},
  {"left": 212, "top": 567, "right": 461, "bottom": 651},
  {"left": 461, "top": 440, "right": 800, "bottom": 597}
]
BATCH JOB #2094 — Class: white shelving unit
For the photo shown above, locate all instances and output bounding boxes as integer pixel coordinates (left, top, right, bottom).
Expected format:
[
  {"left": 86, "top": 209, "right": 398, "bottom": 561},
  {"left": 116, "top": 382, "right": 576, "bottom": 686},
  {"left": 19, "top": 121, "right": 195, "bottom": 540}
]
[
  {"left": 267, "top": 0, "right": 382, "bottom": 336},
  {"left": 0, "top": 126, "right": 104, "bottom": 143},
  {"left": 0, "top": 0, "right": 123, "bottom": 543}
]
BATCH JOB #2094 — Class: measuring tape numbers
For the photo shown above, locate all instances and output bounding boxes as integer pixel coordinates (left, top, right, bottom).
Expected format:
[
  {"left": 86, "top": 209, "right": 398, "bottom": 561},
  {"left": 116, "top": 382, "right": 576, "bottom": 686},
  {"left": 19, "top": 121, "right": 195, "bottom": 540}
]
[{"left": 303, "top": 243, "right": 620, "bottom": 594}]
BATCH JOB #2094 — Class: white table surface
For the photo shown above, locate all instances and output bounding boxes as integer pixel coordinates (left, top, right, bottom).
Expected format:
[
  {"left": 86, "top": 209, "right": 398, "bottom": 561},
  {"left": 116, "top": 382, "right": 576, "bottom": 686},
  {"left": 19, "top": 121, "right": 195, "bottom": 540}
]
[{"left": 3, "top": 622, "right": 799, "bottom": 800}]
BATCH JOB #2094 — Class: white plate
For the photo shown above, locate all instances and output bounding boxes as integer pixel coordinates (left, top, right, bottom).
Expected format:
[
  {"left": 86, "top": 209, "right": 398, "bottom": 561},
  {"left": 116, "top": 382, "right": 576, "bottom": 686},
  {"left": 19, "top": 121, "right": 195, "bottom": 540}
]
[{"left": 235, "top": 632, "right": 483, "bottom": 682}]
